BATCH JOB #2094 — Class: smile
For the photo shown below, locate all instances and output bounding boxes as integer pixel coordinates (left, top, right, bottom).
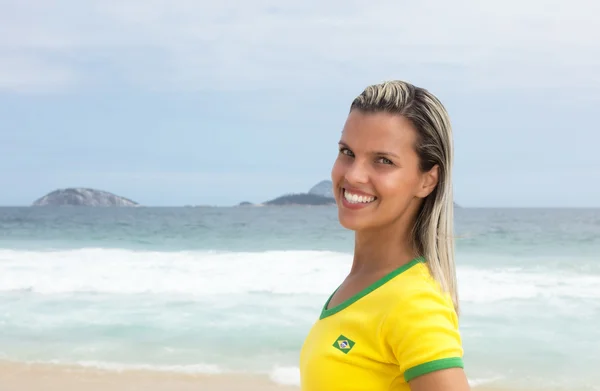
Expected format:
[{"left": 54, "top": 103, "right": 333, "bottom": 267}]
[{"left": 343, "top": 189, "right": 377, "bottom": 204}]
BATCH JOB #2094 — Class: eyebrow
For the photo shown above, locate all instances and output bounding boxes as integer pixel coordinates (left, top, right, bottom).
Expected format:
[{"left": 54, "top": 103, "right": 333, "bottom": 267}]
[{"left": 338, "top": 141, "right": 400, "bottom": 158}]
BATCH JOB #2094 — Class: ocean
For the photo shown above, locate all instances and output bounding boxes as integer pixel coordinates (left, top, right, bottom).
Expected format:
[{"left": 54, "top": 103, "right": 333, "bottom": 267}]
[{"left": 0, "top": 206, "right": 598, "bottom": 390}]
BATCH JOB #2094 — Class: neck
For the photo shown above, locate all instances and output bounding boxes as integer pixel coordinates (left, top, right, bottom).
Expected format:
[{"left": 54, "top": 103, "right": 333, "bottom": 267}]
[{"left": 350, "top": 220, "right": 418, "bottom": 276}]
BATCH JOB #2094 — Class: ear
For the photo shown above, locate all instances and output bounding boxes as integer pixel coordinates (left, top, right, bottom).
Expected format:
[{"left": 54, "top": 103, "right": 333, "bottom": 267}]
[{"left": 416, "top": 164, "right": 439, "bottom": 198}]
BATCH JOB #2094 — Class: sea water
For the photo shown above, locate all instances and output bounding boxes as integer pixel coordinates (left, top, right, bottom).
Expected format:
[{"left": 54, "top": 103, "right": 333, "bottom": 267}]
[{"left": 0, "top": 206, "right": 598, "bottom": 390}]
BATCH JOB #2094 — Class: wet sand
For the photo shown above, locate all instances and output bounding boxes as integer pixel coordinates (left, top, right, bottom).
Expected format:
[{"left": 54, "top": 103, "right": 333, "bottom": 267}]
[
  {"left": 0, "top": 360, "right": 566, "bottom": 391},
  {"left": 0, "top": 360, "right": 298, "bottom": 391}
]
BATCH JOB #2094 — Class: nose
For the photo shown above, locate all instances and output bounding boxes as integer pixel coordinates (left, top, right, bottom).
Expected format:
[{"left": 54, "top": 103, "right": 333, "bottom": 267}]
[{"left": 344, "top": 159, "right": 369, "bottom": 185}]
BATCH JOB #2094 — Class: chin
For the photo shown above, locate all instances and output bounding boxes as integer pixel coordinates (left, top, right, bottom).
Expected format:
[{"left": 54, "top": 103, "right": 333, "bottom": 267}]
[
  {"left": 337, "top": 217, "right": 363, "bottom": 231},
  {"left": 336, "top": 206, "right": 376, "bottom": 231}
]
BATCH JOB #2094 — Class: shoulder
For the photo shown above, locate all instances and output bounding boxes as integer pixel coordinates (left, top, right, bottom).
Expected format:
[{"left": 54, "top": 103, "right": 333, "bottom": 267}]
[
  {"left": 384, "top": 260, "right": 456, "bottom": 312},
  {"left": 382, "top": 261, "right": 456, "bottom": 315},
  {"left": 382, "top": 262, "right": 463, "bottom": 382}
]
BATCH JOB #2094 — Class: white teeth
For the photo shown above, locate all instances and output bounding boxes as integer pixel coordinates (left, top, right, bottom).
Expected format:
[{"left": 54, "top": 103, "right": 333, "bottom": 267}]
[{"left": 343, "top": 190, "right": 375, "bottom": 204}]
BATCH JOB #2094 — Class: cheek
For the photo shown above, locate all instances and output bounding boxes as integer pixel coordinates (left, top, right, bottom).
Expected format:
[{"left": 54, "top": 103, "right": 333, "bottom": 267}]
[
  {"left": 331, "top": 158, "right": 345, "bottom": 182},
  {"left": 377, "top": 173, "right": 419, "bottom": 199}
]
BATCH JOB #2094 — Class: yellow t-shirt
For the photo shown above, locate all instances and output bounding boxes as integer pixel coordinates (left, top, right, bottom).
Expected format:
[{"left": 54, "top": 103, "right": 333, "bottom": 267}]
[{"left": 299, "top": 256, "right": 464, "bottom": 391}]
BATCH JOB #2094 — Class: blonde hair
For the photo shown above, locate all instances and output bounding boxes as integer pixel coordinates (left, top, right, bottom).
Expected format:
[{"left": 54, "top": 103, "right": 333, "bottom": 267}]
[{"left": 350, "top": 80, "right": 459, "bottom": 314}]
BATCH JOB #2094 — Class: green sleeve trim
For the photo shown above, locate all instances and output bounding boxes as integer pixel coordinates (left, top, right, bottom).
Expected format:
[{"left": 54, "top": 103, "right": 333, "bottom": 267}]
[{"left": 404, "top": 357, "right": 464, "bottom": 382}]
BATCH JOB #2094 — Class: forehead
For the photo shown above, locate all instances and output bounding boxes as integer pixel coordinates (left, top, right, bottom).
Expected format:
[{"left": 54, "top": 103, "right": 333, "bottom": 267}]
[{"left": 340, "top": 110, "right": 417, "bottom": 151}]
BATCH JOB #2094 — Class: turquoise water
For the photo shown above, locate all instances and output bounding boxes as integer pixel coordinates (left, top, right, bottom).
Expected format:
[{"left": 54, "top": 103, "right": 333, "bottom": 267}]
[{"left": 0, "top": 206, "right": 599, "bottom": 389}]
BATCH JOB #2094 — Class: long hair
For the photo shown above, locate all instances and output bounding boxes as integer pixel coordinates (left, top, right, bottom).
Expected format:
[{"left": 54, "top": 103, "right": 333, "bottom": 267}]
[{"left": 349, "top": 80, "right": 459, "bottom": 314}]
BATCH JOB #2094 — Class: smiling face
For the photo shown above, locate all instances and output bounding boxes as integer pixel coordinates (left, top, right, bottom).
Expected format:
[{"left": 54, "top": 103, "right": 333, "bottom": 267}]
[{"left": 331, "top": 109, "right": 439, "bottom": 232}]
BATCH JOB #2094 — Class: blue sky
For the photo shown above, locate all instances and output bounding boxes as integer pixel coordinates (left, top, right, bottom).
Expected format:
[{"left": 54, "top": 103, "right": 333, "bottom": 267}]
[{"left": 1, "top": 0, "right": 599, "bottom": 207}]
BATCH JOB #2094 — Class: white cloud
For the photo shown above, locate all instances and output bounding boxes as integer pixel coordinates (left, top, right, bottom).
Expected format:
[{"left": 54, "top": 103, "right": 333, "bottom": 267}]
[
  {"left": 0, "top": 54, "right": 78, "bottom": 93},
  {"left": 0, "top": 0, "right": 598, "bottom": 93}
]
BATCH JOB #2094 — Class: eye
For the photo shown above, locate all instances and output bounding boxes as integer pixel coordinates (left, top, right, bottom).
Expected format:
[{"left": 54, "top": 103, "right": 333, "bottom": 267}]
[
  {"left": 339, "top": 147, "right": 354, "bottom": 157},
  {"left": 376, "top": 157, "right": 394, "bottom": 165}
]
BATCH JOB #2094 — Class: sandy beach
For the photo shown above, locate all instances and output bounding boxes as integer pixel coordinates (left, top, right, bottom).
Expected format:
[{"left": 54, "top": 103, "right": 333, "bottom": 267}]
[
  {"left": 0, "top": 360, "right": 564, "bottom": 391},
  {"left": 0, "top": 360, "right": 299, "bottom": 391}
]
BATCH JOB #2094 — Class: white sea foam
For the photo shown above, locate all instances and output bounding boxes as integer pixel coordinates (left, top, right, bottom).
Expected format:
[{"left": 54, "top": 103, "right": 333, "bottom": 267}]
[
  {"left": 0, "top": 248, "right": 598, "bottom": 302},
  {"left": 468, "top": 376, "right": 504, "bottom": 387},
  {"left": 269, "top": 366, "right": 301, "bottom": 386},
  {"left": 459, "top": 266, "right": 600, "bottom": 302},
  {"left": 7, "top": 358, "right": 224, "bottom": 374},
  {"left": 64, "top": 360, "right": 224, "bottom": 374}
]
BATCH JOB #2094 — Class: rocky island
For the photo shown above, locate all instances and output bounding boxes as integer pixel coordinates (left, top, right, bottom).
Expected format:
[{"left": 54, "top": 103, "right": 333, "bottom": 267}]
[
  {"left": 237, "top": 181, "right": 334, "bottom": 206},
  {"left": 308, "top": 180, "right": 334, "bottom": 198},
  {"left": 32, "top": 188, "right": 139, "bottom": 207},
  {"left": 259, "top": 179, "right": 335, "bottom": 206},
  {"left": 264, "top": 193, "right": 335, "bottom": 206},
  {"left": 240, "top": 179, "right": 462, "bottom": 207}
]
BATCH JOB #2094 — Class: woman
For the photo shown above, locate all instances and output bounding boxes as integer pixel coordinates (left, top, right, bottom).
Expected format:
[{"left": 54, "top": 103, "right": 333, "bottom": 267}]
[{"left": 299, "top": 80, "right": 469, "bottom": 390}]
